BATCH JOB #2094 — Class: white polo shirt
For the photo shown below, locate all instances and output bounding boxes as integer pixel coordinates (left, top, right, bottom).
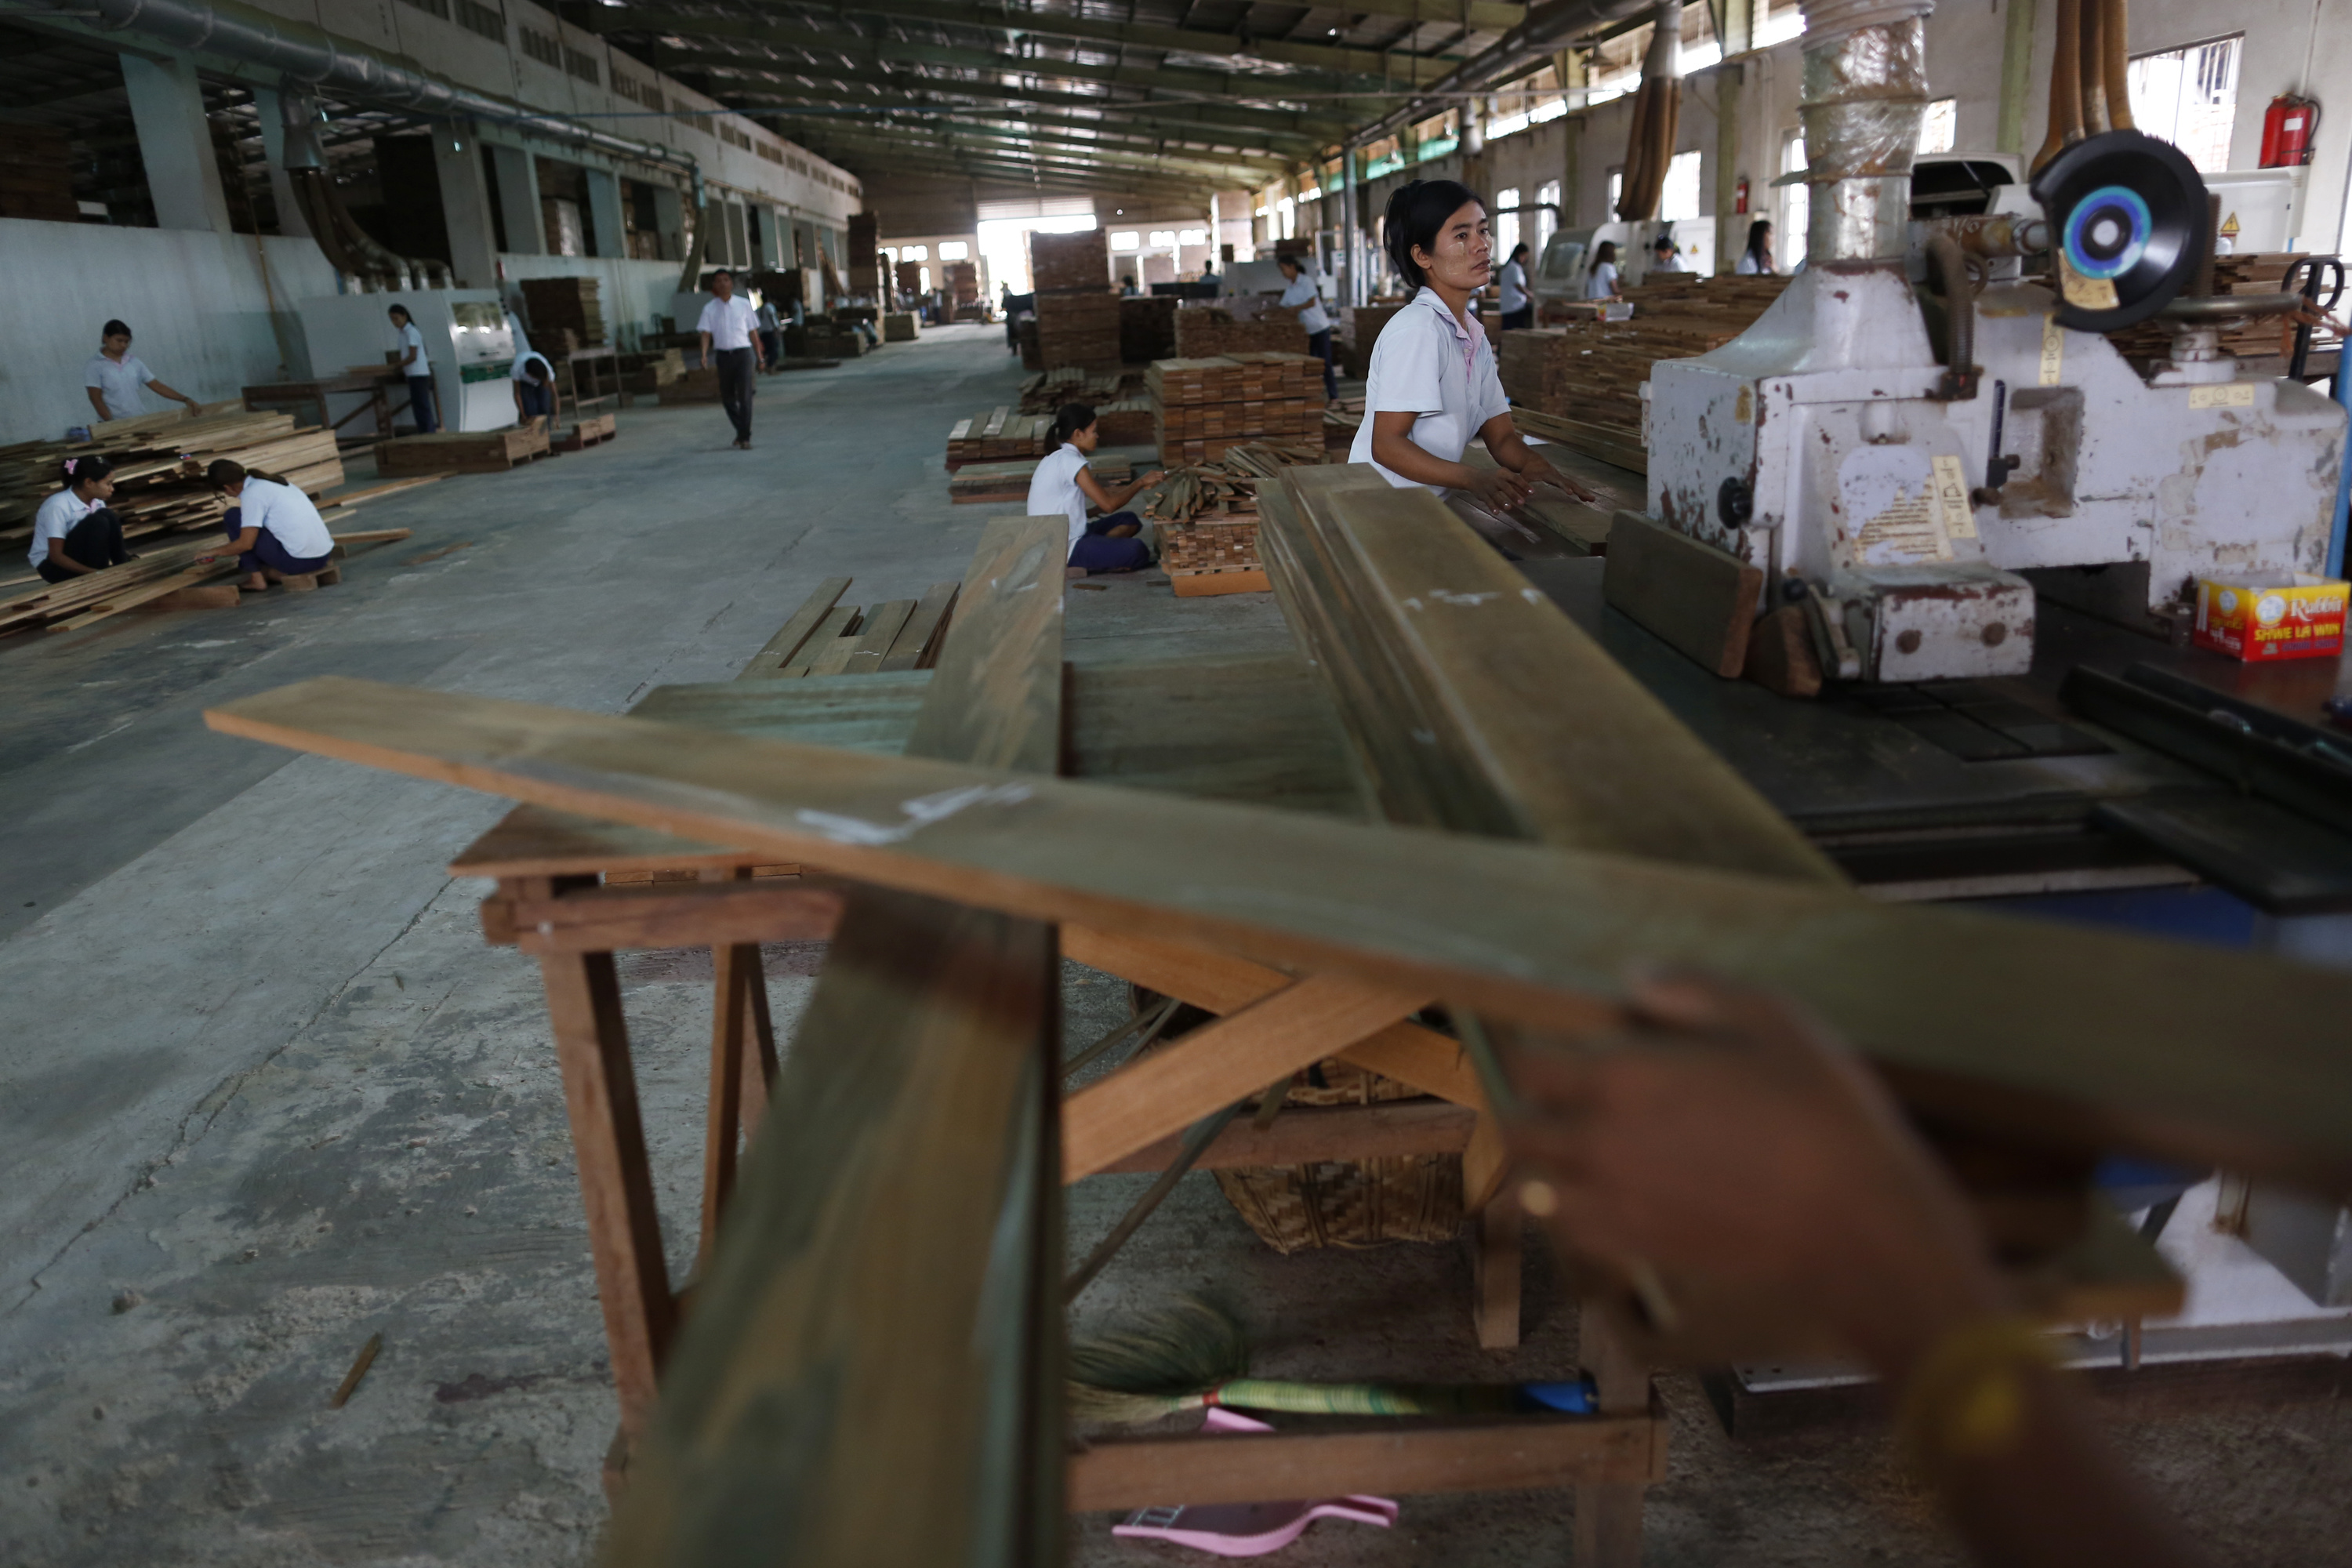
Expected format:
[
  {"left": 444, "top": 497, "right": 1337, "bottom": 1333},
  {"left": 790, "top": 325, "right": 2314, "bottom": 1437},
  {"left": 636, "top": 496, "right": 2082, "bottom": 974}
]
[
  {"left": 238, "top": 478, "right": 335, "bottom": 560},
  {"left": 1347, "top": 286, "right": 1512, "bottom": 494},
  {"left": 1497, "top": 260, "right": 1530, "bottom": 314},
  {"left": 1279, "top": 273, "right": 1331, "bottom": 335},
  {"left": 699, "top": 296, "right": 759, "bottom": 350},
  {"left": 1026, "top": 442, "right": 1091, "bottom": 557},
  {"left": 29, "top": 488, "right": 99, "bottom": 567},
  {"left": 394, "top": 321, "right": 428, "bottom": 375},
  {"left": 84, "top": 354, "right": 152, "bottom": 419},
  {"left": 510, "top": 350, "right": 554, "bottom": 383}
]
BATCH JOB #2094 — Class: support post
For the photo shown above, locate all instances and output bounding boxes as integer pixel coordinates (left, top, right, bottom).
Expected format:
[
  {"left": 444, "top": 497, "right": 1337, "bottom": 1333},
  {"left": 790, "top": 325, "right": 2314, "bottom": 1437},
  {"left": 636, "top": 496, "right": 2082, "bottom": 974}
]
[
  {"left": 434, "top": 122, "right": 500, "bottom": 287},
  {"left": 1715, "top": 64, "right": 1745, "bottom": 271},
  {"left": 1572, "top": 1298, "right": 1650, "bottom": 1565},
  {"left": 488, "top": 142, "right": 545, "bottom": 256},
  {"left": 251, "top": 86, "right": 310, "bottom": 240},
  {"left": 585, "top": 167, "right": 628, "bottom": 261},
  {"left": 120, "top": 53, "right": 231, "bottom": 233},
  {"left": 1998, "top": 0, "right": 2039, "bottom": 158}
]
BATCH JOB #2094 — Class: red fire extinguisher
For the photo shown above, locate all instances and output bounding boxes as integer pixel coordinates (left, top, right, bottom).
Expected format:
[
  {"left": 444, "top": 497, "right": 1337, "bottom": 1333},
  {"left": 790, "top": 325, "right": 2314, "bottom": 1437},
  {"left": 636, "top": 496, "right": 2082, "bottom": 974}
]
[
  {"left": 2262, "top": 95, "right": 2319, "bottom": 168},
  {"left": 1735, "top": 176, "right": 1750, "bottom": 215}
]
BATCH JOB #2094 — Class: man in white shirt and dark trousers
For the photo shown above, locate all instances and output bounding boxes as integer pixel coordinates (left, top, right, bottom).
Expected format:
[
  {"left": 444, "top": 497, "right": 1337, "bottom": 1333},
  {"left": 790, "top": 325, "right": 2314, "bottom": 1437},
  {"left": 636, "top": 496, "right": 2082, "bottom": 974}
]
[
  {"left": 1276, "top": 256, "right": 1339, "bottom": 405},
  {"left": 697, "top": 270, "right": 767, "bottom": 449}
]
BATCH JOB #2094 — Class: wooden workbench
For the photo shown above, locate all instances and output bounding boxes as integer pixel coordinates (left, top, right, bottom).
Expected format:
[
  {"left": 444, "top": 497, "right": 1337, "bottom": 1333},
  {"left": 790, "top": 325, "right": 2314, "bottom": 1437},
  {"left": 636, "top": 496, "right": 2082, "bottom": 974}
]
[{"left": 241, "top": 369, "right": 402, "bottom": 448}]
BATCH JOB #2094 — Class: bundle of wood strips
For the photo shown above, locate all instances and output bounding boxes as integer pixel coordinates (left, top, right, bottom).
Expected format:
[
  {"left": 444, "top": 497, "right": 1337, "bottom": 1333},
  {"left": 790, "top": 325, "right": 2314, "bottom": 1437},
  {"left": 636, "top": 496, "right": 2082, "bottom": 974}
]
[
  {"left": 1138, "top": 438, "right": 1324, "bottom": 524},
  {"left": 1033, "top": 292, "right": 1122, "bottom": 370},
  {"left": 1173, "top": 306, "right": 1308, "bottom": 358},
  {"left": 1017, "top": 366, "right": 1131, "bottom": 415},
  {"left": 1029, "top": 230, "right": 1111, "bottom": 292},
  {"left": 945, "top": 408, "right": 1053, "bottom": 468},
  {"left": 519, "top": 277, "right": 606, "bottom": 347},
  {"left": 1158, "top": 520, "right": 1269, "bottom": 597},
  {"left": 1339, "top": 302, "right": 1410, "bottom": 376},
  {"left": 1146, "top": 354, "right": 1323, "bottom": 464}
]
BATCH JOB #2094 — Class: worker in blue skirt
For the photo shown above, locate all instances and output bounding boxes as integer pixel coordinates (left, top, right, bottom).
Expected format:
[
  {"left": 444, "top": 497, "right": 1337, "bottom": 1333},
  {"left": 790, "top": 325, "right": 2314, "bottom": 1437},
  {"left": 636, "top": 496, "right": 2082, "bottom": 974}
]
[{"left": 1026, "top": 404, "right": 1162, "bottom": 575}]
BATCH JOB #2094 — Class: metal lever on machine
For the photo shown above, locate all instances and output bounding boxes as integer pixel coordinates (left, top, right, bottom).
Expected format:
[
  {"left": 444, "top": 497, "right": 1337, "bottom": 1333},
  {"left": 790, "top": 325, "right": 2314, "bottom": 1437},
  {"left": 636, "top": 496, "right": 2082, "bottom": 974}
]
[
  {"left": 2283, "top": 256, "right": 2348, "bottom": 380},
  {"left": 1975, "top": 379, "right": 2020, "bottom": 506}
]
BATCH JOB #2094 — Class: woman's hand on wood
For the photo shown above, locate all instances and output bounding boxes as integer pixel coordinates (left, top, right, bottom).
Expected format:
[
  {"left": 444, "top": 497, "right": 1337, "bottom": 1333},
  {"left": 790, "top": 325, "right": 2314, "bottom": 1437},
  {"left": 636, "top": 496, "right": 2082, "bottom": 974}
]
[{"left": 1465, "top": 463, "right": 1532, "bottom": 513}]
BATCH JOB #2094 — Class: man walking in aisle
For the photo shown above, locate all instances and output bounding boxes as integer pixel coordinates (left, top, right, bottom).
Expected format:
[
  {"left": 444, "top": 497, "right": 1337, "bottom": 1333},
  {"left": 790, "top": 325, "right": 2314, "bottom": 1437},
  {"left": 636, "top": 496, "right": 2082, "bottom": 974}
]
[{"left": 697, "top": 269, "right": 766, "bottom": 449}]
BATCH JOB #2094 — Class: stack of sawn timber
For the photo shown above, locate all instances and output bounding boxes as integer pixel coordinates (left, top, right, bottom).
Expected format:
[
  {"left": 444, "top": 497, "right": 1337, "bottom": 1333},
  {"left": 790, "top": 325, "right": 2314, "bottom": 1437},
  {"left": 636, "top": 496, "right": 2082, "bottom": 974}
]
[
  {"left": 376, "top": 424, "right": 551, "bottom": 476},
  {"left": 945, "top": 408, "right": 1053, "bottom": 468},
  {"left": 1174, "top": 303, "right": 1307, "bottom": 358},
  {"left": 0, "top": 402, "right": 343, "bottom": 547},
  {"left": 1148, "top": 353, "right": 1322, "bottom": 464},
  {"left": 1138, "top": 438, "right": 1324, "bottom": 524},
  {"left": 1497, "top": 274, "right": 1790, "bottom": 460},
  {"left": 619, "top": 347, "right": 688, "bottom": 395},
  {"left": 1339, "top": 303, "right": 1408, "bottom": 378},
  {"left": 2105, "top": 252, "right": 2325, "bottom": 364},
  {"left": 1120, "top": 295, "right": 1179, "bottom": 362},
  {"left": 948, "top": 452, "right": 1131, "bottom": 504},
  {"left": 1029, "top": 229, "right": 1111, "bottom": 292},
  {"left": 848, "top": 213, "right": 882, "bottom": 294},
  {"left": 519, "top": 278, "right": 605, "bottom": 347}
]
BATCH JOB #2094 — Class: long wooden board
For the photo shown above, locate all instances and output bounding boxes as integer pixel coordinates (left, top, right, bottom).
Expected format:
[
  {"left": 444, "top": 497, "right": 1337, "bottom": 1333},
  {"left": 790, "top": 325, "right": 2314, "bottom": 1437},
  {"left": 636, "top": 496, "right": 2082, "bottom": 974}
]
[{"left": 205, "top": 677, "right": 2352, "bottom": 1190}]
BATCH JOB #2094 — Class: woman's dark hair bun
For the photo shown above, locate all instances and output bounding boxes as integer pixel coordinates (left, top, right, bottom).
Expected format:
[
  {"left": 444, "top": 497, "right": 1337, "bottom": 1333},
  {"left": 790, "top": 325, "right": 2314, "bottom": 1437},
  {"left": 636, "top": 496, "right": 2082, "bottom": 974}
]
[
  {"left": 61, "top": 452, "right": 114, "bottom": 487},
  {"left": 1382, "top": 179, "right": 1482, "bottom": 291},
  {"left": 1051, "top": 402, "right": 1097, "bottom": 445}
]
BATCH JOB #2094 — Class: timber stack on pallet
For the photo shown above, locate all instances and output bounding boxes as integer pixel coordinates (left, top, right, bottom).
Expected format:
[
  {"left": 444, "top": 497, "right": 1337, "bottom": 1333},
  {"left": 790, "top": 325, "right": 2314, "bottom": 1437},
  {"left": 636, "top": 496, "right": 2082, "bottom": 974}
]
[
  {"left": 945, "top": 260, "right": 980, "bottom": 314},
  {"left": 949, "top": 453, "right": 1130, "bottom": 504},
  {"left": 518, "top": 278, "right": 605, "bottom": 347},
  {"left": 1339, "top": 302, "right": 1409, "bottom": 378},
  {"left": 1029, "top": 228, "right": 1111, "bottom": 292},
  {"left": 1120, "top": 296, "right": 1179, "bottom": 362},
  {"left": 1173, "top": 304, "right": 1308, "bottom": 358},
  {"left": 375, "top": 423, "right": 552, "bottom": 476},
  {"left": 618, "top": 347, "right": 686, "bottom": 395},
  {"left": 847, "top": 213, "right": 881, "bottom": 294},
  {"left": 1147, "top": 353, "right": 1323, "bottom": 464},
  {"left": 1158, "top": 521, "right": 1269, "bottom": 597},
  {"left": 895, "top": 260, "right": 921, "bottom": 296},
  {"left": 658, "top": 366, "right": 720, "bottom": 404},
  {"left": 1033, "top": 292, "right": 1122, "bottom": 371},
  {"left": 1, "top": 522, "right": 412, "bottom": 636},
  {"left": 787, "top": 318, "right": 866, "bottom": 358},
  {"left": 944, "top": 408, "right": 1053, "bottom": 467},
  {"left": 882, "top": 312, "right": 918, "bottom": 342},
  {"left": 0, "top": 403, "right": 343, "bottom": 546},
  {"left": 1018, "top": 366, "right": 1129, "bottom": 413}
]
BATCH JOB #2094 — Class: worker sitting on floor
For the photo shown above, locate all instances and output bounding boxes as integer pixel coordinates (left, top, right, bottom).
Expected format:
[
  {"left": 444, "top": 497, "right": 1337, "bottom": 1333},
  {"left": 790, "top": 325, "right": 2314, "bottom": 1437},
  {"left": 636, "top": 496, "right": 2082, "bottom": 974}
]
[
  {"left": 1353, "top": 180, "right": 1596, "bottom": 511},
  {"left": 205, "top": 459, "right": 336, "bottom": 593},
  {"left": 1028, "top": 403, "right": 1163, "bottom": 576},
  {"left": 1505, "top": 971, "right": 2209, "bottom": 1568},
  {"left": 29, "top": 454, "right": 135, "bottom": 583},
  {"left": 511, "top": 349, "right": 556, "bottom": 429},
  {"left": 84, "top": 319, "right": 201, "bottom": 424}
]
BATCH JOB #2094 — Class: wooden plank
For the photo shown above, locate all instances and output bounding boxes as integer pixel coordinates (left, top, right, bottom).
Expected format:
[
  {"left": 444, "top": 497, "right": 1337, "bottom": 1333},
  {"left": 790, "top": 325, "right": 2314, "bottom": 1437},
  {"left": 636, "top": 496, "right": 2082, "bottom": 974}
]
[
  {"left": 1602, "top": 509, "right": 1766, "bottom": 678},
  {"left": 204, "top": 678, "right": 2352, "bottom": 1192},
  {"left": 775, "top": 604, "right": 858, "bottom": 677},
  {"left": 1743, "top": 602, "right": 1824, "bottom": 699},
  {"left": 1063, "top": 973, "right": 1434, "bottom": 1179},
  {"left": 602, "top": 512, "right": 1069, "bottom": 1556},
  {"left": 1066, "top": 1412, "right": 1666, "bottom": 1512},
  {"left": 486, "top": 879, "right": 844, "bottom": 953},
  {"left": 879, "top": 579, "right": 960, "bottom": 671},
  {"left": 807, "top": 614, "right": 868, "bottom": 677},
  {"left": 1097, "top": 1099, "right": 1475, "bottom": 1172},
  {"left": 840, "top": 597, "right": 916, "bottom": 675},
  {"left": 903, "top": 516, "right": 1066, "bottom": 772},
  {"left": 738, "top": 576, "right": 852, "bottom": 679},
  {"left": 1471, "top": 1190, "right": 1523, "bottom": 1351}
]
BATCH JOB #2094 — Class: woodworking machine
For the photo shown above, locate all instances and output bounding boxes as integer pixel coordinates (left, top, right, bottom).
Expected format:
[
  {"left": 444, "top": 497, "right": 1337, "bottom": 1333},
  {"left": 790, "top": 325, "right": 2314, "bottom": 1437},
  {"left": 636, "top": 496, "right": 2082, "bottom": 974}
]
[{"left": 1639, "top": 0, "right": 2347, "bottom": 683}]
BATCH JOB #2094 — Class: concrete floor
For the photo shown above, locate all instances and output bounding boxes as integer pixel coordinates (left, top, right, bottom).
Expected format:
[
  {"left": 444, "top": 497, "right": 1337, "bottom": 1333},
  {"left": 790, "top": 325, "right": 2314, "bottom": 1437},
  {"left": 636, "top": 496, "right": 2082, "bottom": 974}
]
[{"left": 2, "top": 324, "right": 2346, "bottom": 1566}]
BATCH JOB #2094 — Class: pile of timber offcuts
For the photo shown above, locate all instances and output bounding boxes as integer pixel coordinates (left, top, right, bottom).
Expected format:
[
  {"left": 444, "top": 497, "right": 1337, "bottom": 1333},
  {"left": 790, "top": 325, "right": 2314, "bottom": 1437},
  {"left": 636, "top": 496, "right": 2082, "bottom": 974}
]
[
  {"left": 946, "top": 452, "right": 1131, "bottom": 504},
  {"left": 1148, "top": 353, "right": 1324, "bottom": 464},
  {"left": 1173, "top": 303, "right": 1308, "bottom": 358},
  {"left": 1497, "top": 277, "right": 1790, "bottom": 465},
  {"left": 0, "top": 402, "right": 344, "bottom": 550},
  {"left": 2105, "top": 251, "right": 2335, "bottom": 363},
  {"left": 0, "top": 523, "right": 413, "bottom": 635},
  {"left": 1017, "top": 366, "right": 1132, "bottom": 414},
  {"left": 1136, "top": 438, "right": 1325, "bottom": 523},
  {"left": 1156, "top": 519, "right": 1269, "bottom": 596},
  {"left": 944, "top": 408, "right": 1052, "bottom": 467}
]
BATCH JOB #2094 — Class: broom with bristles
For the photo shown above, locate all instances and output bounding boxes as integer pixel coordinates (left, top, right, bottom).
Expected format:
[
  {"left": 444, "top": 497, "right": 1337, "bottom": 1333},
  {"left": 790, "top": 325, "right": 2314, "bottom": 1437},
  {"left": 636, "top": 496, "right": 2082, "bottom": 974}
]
[{"left": 1068, "top": 1297, "right": 1596, "bottom": 1426}]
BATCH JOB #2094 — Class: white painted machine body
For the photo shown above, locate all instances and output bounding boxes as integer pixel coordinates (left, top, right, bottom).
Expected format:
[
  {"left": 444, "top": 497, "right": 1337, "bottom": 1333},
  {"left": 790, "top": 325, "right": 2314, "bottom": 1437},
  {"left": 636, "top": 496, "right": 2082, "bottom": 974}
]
[
  {"left": 296, "top": 290, "right": 517, "bottom": 434},
  {"left": 1645, "top": 260, "right": 2345, "bottom": 680}
]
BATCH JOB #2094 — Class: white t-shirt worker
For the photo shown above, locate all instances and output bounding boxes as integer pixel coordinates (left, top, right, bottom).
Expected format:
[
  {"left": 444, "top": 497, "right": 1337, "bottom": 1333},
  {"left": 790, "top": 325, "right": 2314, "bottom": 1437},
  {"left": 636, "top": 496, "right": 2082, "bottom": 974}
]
[
  {"left": 1026, "top": 441, "right": 1094, "bottom": 556},
  {"left": 83, "top": 321, "right": 199, "bottom": 423},
  {"left": 28, "top": 487, "right": 100, "bottom": 568},
  {"left": 1348, "top": 285, "right": 1512, "bottom": 495},
  {"left": 237, "top": 477, "right": 336, "bottom": 560},
  {"left": 1279, "top": 272, "right": 1332, "bottom": 335},
  {"left": 699, "top": 295, "right": 759, "bottom": 351}
]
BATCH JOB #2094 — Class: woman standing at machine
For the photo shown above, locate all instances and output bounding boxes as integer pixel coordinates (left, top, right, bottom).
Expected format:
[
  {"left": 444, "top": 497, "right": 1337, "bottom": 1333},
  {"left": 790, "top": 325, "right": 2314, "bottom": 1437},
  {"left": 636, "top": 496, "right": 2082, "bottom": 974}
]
[
  {"left": 387, "top": 303, "right": 439, "bottom": 435},
  {"left": 1496, "top": 241, "right": 1535, "bottom": 329},
  {"left": 1585, "top": 239, "right": 1624, "bottom": 301},
  {"left": 1350, "top": 180, "right": 1595, "bottom": 513},
  {"left": 1275, "top": 254, "right": 1340, "bottom": 406}
]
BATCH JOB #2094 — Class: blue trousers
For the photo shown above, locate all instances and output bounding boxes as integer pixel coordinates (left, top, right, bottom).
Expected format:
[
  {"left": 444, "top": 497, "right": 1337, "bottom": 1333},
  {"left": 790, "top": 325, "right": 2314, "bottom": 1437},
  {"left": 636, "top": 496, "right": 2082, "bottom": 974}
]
[
  {"left": 406, "top": 374, "right": 439, "bottom": 434},
  {"left": 1068, "top": 511, "right": 1151, "bottom": 574},
  {"left": 1307, "top": 328, "right": 1339, "bottom": 401},
  {"left": 223, "top": 507, "right": 332, "bottom": 578}
]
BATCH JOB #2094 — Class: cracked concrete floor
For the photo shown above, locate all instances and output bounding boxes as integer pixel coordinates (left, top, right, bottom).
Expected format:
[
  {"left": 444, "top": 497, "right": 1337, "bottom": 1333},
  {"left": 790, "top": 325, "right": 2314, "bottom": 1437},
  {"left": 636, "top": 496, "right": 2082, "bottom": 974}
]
[{"left": 4, "top": 325, "right": 2349, "bottom": 1566}]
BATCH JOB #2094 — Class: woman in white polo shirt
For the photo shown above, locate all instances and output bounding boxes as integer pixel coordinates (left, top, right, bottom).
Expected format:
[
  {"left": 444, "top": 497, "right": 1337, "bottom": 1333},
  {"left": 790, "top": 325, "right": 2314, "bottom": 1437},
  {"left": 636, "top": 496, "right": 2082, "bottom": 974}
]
[
  {"left": 1351, "top": 180, "right": 1595, "bottom": 514},
  {"left": 1276, "top": 254, "right": 1338, "bottom": 406},
  {"left": 28, "top": 454, "right": 135, "bottom": 583},
  {"left": 1026, "top": 404, "right": 1163, "bottom": 574},
  {"left": 84, "top": 320, "right": 200, "bottom": 424},
  {"left": 205, "top": 459, "right": 336, "bottom": 592}
]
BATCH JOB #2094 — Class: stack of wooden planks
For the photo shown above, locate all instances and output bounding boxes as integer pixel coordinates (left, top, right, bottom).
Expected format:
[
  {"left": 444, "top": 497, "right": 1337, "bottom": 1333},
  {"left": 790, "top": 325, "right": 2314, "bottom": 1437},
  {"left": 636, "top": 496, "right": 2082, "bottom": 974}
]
[
  {"left": 619, "top": 347, "right": 687, "bottom": 395},
  {"left": 1148, "top": 353, "right": 1323, "bottom": 463},
  {"left": 0, "top": 125, "right": 78, "bottom": 222},
  {"left": 1339, "top": 303, "right": 1410, "bottom": 377},
  {"left": 882, "top": 313, "right": 918, "bottom": 342},
  {"left": 1159, "top": 521, "right": 1268, "bottom": 597},
  {"left": 1174, "top": 306, "right": 1308, "bottom": 358},
  {"left": 945, "top": 408, "right": 1052, "bottom": 468},
  {"left": 948, "top": 452, "right": 1130, "bottom": 504},
  {"left": 1138, "top": 438, "right": 1325, "bottom": 524},
  {"left": 1018, "top": 366, "right": 1129, "bottom": 414},
  {"left": 848, "top": 213, "right": 881, "bottom": 293},
  {"left": 1120, "top": 295, "right": 1180, "bottom": 362},
  {"left": 0, "top": 521, "right": 414, "bottom": 636},
  {"left": 945, "top": 260, "right": 979, "bottom": 313},
  {"left": 520, "top": 278, "right": 606, "bottom": 347},
  {"left": 658, "top": 366, "right": 720, "bottom": 404},
  {"left": 1033, "top": 292, "right": 1122, "bottom": 370},
  {"left": 375, "top": 424, "right": 552, "bottom": 476},
  {"left": 2106, "top": 252, "right": 2324, "bottom": 363},
  {"left": 1498, "top": 276, "right": 1789, "bottom": 448},
  {"left": 740, "top": 573, "right": 964, "bottom": 679},
  {"left": 0, "top": 403, "right": 344, "bottom": 552},
  {"left": 1029, "top": 229, "right": 1111, "bottom": 292}
]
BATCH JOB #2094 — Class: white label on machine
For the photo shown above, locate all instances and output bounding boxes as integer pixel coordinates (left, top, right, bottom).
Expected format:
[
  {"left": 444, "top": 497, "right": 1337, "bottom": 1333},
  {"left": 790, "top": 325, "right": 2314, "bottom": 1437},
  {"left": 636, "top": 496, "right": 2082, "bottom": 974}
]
[
  {"left": 2038, "top": 317, "right": 2065, "bottom": 385},
  {"left": 1932, "top": 454, "right": 1976, "bottom": 540},
  {"left": 1842, "top": 446, "right": 1952, "bottom": 564},
  {"left": 2187, "top": 383, "right": 2257, "bottom": 409},
  {"left": 2055, "top": 255, "right": 2119, "bottom": 311}
]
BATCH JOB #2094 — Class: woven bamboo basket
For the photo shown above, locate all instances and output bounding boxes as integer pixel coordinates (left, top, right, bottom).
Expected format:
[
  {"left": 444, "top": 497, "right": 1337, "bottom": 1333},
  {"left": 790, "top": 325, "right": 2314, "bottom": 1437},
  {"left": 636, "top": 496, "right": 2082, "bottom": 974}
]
[{"left": 1213, "top": 1057, "right": 1464, "bottom": 1253}]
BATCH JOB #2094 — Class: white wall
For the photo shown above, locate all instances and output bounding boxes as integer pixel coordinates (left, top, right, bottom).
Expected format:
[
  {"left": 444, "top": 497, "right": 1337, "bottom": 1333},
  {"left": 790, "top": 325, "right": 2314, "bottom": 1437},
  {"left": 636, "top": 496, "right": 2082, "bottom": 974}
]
[{"left": 0, "top": 220, "right": 337, "bottom": 444}]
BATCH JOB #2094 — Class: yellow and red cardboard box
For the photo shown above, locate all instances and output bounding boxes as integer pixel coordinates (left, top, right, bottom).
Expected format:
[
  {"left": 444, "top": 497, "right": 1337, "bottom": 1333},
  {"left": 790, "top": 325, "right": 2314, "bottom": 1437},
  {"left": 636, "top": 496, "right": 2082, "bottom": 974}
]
[{"left": 2191, "top": 573, "right": 2349, "bottom": 662}]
